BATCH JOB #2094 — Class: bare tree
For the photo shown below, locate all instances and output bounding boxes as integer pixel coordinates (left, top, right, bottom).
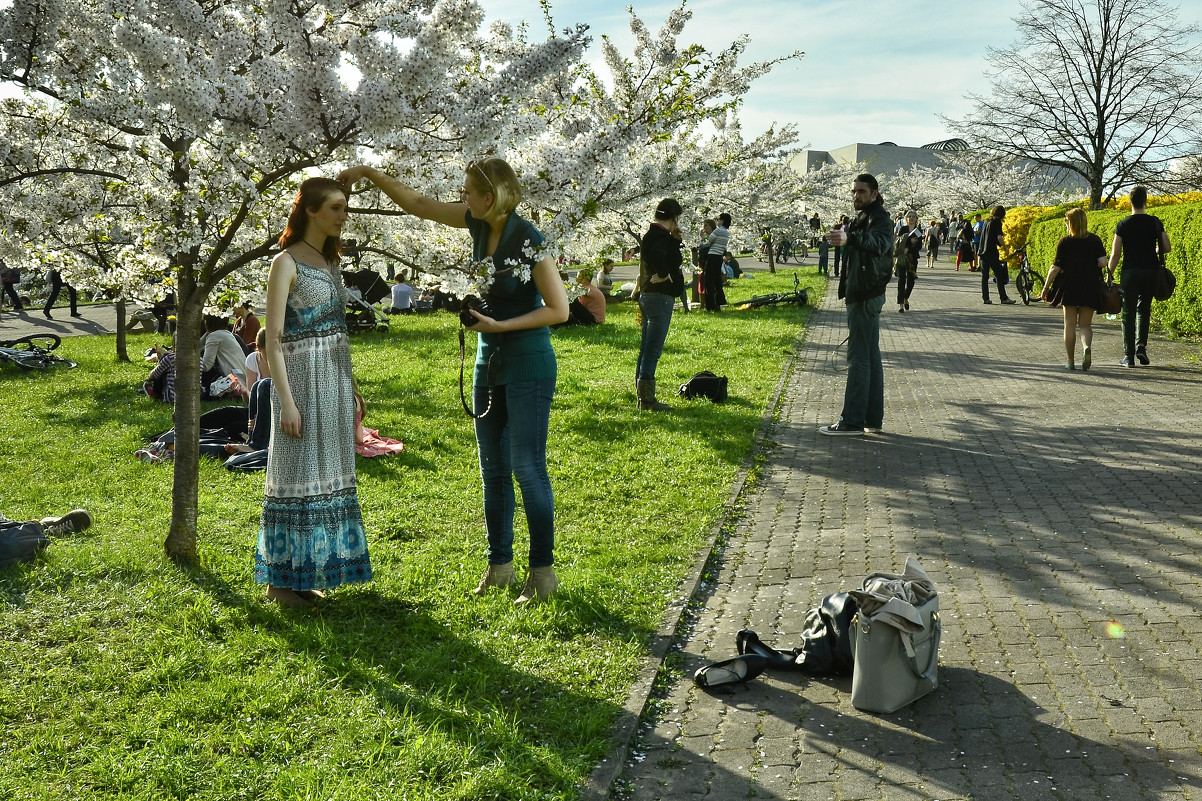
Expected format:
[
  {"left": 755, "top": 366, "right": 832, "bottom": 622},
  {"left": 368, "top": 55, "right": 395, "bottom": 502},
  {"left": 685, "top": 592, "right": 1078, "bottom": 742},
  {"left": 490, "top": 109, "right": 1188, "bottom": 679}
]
[{"left": 948, "top": 0, "right": 1202, "bottom": 209}]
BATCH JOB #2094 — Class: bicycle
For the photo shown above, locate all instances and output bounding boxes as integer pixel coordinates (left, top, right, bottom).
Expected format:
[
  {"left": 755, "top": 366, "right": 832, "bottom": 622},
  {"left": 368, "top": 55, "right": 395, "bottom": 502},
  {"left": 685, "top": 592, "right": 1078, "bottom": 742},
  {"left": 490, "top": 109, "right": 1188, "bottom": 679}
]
[
  {"left": 0, "top": 333, "right": 79, "bottom": 370},
  {"left": 1009, "top": 246, "right": 1044, "bottom": 305},
  {"left": 734, "top": 272, "right": 809, "bottom": 310}
]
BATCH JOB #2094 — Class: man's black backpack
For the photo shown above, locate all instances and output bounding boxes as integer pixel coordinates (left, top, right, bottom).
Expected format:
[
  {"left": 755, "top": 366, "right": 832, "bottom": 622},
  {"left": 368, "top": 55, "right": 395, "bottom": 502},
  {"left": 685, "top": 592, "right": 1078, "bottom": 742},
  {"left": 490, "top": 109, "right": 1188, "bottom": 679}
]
[{"left": 679, "top": 371, "right": 728, "bottom": 403}]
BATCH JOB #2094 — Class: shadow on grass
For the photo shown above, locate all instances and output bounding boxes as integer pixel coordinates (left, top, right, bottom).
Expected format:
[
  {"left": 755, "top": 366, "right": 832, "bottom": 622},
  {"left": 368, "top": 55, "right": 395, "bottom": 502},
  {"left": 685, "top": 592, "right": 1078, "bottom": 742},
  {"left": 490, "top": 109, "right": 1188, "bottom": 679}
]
[{"left": 179, "top": 563, "right": 632, "bottom": 797}]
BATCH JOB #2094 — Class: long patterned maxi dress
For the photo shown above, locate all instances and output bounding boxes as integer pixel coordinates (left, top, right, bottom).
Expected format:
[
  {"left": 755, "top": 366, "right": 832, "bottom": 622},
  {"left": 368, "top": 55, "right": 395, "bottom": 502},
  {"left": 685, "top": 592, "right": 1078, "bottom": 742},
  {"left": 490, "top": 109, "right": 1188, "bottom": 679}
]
[{"left": 255, "top": 261, "right": 372, "bottom": 590}]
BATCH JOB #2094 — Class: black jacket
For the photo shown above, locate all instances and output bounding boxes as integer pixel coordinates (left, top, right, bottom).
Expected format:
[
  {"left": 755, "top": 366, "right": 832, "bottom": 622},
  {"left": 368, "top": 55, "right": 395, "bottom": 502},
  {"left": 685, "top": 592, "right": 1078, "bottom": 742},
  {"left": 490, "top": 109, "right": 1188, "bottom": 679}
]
[
  {"left": 638, "top": 223, "right": 685, "bottom": 297},
  {"left": 838, "top": 198, "right": 893, "bottom": 302}
]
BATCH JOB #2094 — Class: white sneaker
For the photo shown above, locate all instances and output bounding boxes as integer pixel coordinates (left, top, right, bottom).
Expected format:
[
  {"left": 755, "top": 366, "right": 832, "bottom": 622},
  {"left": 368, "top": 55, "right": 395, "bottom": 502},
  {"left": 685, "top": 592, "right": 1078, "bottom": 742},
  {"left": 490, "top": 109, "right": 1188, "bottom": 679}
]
[{"left": 819, "top": 423, "right": 864, "bottom": 436}]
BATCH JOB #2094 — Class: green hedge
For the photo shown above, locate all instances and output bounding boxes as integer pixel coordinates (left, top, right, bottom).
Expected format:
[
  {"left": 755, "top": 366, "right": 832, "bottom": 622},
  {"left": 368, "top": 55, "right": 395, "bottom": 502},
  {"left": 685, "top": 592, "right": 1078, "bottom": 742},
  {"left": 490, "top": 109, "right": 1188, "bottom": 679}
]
[{"left": 1026, "top": 202, "right": 1202, "bottom": 335}]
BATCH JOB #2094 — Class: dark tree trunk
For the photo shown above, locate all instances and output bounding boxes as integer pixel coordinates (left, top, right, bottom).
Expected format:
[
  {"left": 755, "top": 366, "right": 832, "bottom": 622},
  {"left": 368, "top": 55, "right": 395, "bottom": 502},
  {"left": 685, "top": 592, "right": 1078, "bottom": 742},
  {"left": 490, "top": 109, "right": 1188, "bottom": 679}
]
[
  {"left": 766, "top": 232, "right": 776, "bottom": 274},
  {"left": 115, "top": 300, "right": 130, "bottom": 362},
  {"left": 164, "top": 273, "right": 204, "bottom": 565}
]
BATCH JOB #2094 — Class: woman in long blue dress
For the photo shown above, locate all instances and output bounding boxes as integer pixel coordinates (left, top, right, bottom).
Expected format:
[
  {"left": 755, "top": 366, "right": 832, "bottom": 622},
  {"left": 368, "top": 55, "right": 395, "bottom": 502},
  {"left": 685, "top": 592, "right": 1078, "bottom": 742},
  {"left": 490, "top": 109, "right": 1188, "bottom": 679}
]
[
  {"left": 256, "top": 177, "right": 372, "bottom": 607},
  {"left": 339, "top": 159, "right": 568, "bottom": 604}
]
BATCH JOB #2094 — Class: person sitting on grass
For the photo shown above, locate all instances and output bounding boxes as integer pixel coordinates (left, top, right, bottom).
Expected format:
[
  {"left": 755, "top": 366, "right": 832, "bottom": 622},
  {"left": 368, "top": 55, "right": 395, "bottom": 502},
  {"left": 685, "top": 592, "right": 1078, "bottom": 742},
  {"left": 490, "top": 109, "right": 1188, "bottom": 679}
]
[
  {"left": 563, "top": 268, "right": 605, "bottom": 325},
  {"left": 143, "top": 339, "right": 176, "bottom": 403},
  {"left": 387, "top": 271, "right": 415, "bottom": 314},
  {"left": 595, "top": 258, "right": 615, "bottom": 297},
  {"left": 0, "top": 509, "right": 94, "bottom": 569},
  {"left": 232, "top": 302, "right": 261, "bottom": 349}
]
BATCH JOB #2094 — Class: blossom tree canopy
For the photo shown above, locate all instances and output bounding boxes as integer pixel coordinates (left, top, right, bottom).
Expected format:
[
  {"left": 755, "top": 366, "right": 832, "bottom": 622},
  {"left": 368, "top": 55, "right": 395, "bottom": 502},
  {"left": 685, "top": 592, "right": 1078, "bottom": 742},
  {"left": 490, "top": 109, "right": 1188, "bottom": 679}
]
[{"left": 0, "top": 0, "right": 588, "bottom": 562}]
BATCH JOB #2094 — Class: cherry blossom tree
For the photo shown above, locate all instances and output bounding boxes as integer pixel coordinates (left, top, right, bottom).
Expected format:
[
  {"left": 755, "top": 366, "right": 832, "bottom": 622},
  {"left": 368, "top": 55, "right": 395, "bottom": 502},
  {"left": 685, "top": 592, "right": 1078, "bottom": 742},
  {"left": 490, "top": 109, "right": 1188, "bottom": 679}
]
[{"left": 0, "top": 0, "right": 587, "bottom": 563}]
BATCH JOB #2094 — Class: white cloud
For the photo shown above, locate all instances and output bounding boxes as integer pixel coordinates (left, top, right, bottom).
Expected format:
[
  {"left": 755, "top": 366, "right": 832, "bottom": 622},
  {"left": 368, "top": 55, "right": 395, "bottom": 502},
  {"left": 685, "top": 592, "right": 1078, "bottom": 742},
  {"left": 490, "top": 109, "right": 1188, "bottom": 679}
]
[{"left": 484, "top": 0, "right": 1025, "bottom": 148}]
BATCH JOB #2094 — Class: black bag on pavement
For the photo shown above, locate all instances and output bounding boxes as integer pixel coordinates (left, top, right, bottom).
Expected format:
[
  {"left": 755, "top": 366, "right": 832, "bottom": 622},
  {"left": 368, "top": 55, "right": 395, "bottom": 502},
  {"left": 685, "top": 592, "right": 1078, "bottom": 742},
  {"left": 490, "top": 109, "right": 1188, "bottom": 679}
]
[{"left": 679, "top": 371, "right": 728, "bottom": 403}]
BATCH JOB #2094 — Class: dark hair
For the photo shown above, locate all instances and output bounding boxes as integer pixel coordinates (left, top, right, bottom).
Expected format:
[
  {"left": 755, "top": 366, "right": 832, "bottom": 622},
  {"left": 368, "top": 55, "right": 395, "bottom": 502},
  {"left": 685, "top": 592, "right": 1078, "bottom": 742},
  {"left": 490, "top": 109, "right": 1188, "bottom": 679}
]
[
  {"left": 203, "top": 314, "right": 229, "bottom": 333},
  {"left": 1130, "top": 185, "right": 1148, "bottom": 210},
  {"left": 991, "top": 205, "right": 1006, "bottom": 220},
  {"left": 854, "top": 173, "right": 879, "bottom": 192},
  {"left": 655, "top": 198, "right": 683, "bottom": 221},
  {"left": 279, "top": 177, "right": 350, "bottom": 263},
  {"left": 718, "top": 213, "right": 732, "bottom": 228}
]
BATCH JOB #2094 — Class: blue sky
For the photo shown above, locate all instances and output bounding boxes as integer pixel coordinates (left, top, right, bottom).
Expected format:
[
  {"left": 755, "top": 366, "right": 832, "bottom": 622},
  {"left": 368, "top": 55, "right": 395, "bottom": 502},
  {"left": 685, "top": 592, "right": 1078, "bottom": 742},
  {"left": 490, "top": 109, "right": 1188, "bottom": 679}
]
[{"left": 485, "top": 0, "right": 1024, "bottom": 150}]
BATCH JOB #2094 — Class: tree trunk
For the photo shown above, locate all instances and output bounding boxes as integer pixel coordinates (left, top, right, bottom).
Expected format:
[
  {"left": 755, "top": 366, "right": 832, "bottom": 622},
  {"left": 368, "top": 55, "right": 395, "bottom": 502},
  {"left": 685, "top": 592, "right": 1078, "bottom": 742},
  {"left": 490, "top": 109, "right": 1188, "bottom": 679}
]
[
  {"left": 164, "top": 293, "right": 204, "bottom": 565},
  {"left": 766, "top": 232, "right": 776, "bottom": 274},
  {"left": 115, "top": 300, "right": 130, "bottom": 362}
]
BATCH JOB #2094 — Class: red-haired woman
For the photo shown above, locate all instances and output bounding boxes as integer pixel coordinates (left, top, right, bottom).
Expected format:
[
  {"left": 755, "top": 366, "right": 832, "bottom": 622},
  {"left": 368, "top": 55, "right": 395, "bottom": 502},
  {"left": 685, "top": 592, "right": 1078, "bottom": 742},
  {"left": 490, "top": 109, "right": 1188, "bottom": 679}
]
[
  {"left": 255, "top": 177, "right": 372, "bottom": 607},
  {"left": 1042, "top": 207, "right": 1107, "bottom": 371}
]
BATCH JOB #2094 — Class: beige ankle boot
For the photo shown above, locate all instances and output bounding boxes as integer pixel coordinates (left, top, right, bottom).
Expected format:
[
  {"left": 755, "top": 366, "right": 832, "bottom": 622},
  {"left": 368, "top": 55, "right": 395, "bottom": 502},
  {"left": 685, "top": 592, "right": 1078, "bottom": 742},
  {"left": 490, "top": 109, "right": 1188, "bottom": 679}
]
[
  {"left": 472, "top": 561, "right": 516, "bottom": 596},
  {"left": 515, "top": 566, "right": 559, "bottom": 605}
]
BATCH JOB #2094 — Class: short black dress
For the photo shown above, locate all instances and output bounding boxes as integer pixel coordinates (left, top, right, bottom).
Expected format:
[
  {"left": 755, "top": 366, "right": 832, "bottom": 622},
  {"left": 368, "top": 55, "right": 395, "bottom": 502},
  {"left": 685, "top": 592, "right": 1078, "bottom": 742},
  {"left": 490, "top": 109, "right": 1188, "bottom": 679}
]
[{"left": 1046, "top": 233, "right": 1106, "bottom": 309}]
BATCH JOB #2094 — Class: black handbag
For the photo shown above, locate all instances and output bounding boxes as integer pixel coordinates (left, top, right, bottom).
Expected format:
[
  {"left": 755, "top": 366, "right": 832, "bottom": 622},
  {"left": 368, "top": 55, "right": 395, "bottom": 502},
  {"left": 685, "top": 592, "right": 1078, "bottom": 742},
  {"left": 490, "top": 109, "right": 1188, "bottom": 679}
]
[
  {"left": 678, "top": 371, "right": 727, "bottom": 402},
  {"left": 1153, "top": 254, "right": 1176, "bottom": 301}
]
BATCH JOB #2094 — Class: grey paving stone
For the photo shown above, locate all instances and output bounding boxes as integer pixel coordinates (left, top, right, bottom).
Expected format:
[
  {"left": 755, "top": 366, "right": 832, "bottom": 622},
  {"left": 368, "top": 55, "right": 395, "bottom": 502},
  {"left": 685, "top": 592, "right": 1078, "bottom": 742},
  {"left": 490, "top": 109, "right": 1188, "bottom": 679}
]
[{"left": 604, "top": 265, "right": 1202, "bottom": 800}]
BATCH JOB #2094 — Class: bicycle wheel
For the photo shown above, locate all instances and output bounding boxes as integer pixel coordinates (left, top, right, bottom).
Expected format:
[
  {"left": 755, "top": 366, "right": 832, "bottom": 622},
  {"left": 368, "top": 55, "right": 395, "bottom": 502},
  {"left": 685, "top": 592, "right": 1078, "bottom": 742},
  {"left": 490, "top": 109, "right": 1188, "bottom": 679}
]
[
  {"left": 1017, "top": 271, "right": 1032, "bottom": 305},
  {"left": 1, "top": 333, "right": 62, "bottom": 352}
]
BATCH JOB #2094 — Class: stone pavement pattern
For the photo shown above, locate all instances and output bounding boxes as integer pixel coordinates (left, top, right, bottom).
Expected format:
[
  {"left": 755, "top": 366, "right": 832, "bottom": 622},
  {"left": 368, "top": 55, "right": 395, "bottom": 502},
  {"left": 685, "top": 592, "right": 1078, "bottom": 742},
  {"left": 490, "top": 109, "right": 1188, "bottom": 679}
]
[{"left": 615, "top": 261, "right": 1202, "bottom": 801}]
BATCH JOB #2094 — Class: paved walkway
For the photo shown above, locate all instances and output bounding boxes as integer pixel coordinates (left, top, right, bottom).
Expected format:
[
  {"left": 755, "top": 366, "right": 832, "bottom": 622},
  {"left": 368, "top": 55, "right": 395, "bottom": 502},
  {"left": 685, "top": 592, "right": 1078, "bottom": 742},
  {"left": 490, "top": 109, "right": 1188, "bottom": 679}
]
[
  {"left": 0, "top": 302, "right": 118, "bottom": 341},
  {"left": 614, "top": 259, "right": 1202, "bottom": 800}
]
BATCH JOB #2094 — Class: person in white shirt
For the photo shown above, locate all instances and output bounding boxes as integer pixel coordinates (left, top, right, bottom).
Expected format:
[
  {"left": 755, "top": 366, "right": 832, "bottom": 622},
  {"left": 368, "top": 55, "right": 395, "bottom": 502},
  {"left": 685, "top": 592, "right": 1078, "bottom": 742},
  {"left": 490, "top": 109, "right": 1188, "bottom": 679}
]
[
  {"left": 201, "top": 315, "right": 247, "bottom": 385},
  {"left": 388, "top": 272, "right": 414, "bottom": 314}
]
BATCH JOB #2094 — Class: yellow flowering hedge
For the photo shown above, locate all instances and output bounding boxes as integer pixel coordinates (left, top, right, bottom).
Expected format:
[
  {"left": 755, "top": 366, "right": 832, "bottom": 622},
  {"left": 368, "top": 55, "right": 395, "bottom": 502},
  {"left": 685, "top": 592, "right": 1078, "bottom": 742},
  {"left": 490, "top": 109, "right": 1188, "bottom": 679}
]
[{"left": 1026, "top": 200, "right": 1202, "bottom": 335}]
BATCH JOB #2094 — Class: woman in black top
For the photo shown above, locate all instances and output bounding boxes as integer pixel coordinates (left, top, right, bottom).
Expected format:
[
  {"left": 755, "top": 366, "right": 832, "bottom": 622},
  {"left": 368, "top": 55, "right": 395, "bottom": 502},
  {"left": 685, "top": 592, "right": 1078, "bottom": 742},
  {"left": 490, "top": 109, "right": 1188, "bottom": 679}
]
[
  {"left": 635, "top": 198, "right": 685, "bottom": 411},
  {"left": 1043, "top": 207, "right": 1107, "bottom": 370},
  {"left": 1107, "top": 186, "right": 1171, "bottom": 367}
]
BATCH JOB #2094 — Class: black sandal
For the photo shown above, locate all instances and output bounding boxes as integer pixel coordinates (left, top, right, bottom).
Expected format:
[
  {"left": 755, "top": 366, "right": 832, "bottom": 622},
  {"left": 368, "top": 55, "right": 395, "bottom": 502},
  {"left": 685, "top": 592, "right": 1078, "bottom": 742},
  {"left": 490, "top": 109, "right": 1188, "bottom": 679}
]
[
  {"left": 737, "top": 629, "right": 799, "bottom": 671},
  {"left": 693, "top": 653, "right": 769, "bottom": 688}
]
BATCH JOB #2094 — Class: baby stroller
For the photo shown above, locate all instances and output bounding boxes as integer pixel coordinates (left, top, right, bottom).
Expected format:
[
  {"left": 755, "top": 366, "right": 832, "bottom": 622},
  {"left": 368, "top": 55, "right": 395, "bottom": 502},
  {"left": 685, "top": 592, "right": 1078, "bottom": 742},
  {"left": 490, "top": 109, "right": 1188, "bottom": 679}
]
[{"left": 341, "top": 269, "right": 390, "bottom": 333}]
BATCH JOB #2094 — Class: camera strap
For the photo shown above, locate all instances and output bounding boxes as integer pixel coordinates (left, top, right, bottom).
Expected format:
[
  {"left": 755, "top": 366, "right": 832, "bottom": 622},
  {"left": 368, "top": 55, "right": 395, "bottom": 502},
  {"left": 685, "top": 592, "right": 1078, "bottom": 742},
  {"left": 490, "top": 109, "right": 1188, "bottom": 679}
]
[{"left": 458, "top": 326, "right": 496, "bottom": 418}]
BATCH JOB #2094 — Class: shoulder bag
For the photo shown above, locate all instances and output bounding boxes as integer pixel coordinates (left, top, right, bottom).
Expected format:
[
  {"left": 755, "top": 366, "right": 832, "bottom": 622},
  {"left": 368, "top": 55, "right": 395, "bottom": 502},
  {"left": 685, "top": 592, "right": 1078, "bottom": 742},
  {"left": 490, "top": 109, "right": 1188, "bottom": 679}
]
[
  {"left": 848, "top": 557, "right": 941, "bottom": 713},
  {"left": 1153, "top": 253, "right": 1176, "bottom": 302}
]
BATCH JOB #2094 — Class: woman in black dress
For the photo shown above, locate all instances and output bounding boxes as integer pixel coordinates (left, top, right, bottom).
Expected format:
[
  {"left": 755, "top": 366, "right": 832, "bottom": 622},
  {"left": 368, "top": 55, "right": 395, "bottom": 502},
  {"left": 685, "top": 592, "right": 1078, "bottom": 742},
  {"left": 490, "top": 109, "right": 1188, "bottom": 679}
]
[{"left": 1042, "top": 207, "right": 1107, "bottom": 371}]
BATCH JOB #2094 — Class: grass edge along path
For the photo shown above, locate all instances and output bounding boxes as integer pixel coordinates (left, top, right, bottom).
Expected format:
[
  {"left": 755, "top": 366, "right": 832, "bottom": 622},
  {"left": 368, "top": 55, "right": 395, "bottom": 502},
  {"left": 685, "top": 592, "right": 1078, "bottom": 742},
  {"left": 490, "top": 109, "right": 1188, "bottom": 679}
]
[
  {"left": 0, "top": 270, "right": 821, "bottom": 801},
  {"left": 578, "top": 322, "right": 802, "bottom": 801}
]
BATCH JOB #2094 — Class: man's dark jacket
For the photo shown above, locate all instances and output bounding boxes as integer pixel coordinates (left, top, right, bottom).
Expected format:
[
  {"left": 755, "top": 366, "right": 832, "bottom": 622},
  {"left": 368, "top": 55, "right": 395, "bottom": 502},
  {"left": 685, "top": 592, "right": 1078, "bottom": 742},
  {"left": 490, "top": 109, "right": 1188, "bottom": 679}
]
[{"left": 837, "top": 198, "right": 894, "bottom": 302}]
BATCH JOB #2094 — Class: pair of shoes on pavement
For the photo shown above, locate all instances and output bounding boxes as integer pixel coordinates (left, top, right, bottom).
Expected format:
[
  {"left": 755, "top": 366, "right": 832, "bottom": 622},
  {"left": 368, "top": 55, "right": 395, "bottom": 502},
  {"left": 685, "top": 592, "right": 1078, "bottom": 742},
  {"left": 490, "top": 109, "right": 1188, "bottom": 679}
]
[
  {"left": 40, "top": 509, "right": 93, "bottom": 537},
  {"left": 819, "top": 423, "right": 881, "bottom": 436}
]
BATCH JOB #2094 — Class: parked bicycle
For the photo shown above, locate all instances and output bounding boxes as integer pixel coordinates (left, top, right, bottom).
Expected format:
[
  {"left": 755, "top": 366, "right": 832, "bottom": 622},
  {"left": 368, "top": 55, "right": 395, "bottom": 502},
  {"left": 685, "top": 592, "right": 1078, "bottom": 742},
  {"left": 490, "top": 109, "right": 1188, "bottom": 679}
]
[
  {"left": 1008, "top": 246, "right": 1044, "bottom": 305},
  {"left": 0, "top": 334, "right": 78, "bottom": 370},
  {"left": 735, "top": 273, "right": 808, "bottom": 310}
]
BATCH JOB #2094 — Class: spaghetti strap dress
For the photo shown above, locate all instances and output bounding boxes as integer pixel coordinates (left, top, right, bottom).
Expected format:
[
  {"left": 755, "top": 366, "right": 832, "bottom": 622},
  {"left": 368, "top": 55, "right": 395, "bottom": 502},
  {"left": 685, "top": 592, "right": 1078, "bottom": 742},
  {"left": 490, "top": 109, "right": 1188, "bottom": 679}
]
[{"left": 254, "top": 260, "right": 372, "bottom": 590}]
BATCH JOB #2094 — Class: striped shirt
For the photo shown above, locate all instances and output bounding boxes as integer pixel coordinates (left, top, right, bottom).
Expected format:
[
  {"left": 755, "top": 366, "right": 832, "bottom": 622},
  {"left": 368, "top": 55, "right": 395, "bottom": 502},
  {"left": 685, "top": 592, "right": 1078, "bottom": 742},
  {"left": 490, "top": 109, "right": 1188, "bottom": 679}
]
[{"left": 703, "top": 225, "right": 730, "bottom": 256}]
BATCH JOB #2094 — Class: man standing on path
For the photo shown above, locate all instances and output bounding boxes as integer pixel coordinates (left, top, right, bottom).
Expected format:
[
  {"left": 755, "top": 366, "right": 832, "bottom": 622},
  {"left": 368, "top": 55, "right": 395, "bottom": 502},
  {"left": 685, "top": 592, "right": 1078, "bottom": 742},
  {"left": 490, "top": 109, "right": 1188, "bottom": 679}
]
[
  {"left": 979, "top": 205, "right": 1015, "bottom": 305},
  {"left": 820, "top": 174, "right": 894, "bottom": 436}
]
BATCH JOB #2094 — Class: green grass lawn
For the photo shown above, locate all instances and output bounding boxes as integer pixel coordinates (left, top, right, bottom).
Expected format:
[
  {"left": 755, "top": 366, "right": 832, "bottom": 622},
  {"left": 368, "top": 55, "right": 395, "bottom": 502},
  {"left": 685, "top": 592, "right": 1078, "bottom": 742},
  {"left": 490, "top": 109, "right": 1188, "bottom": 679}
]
[{"left": 0, "top": 270, "right": 823, "bottom": 801}]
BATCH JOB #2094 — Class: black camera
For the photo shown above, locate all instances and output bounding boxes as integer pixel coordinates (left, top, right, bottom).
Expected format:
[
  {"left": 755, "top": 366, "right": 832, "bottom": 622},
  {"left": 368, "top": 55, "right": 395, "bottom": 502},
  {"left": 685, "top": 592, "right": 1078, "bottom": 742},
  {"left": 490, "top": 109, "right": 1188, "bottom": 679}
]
[{"left": 458, "top": 294, "right": 484, "bottom": 327}]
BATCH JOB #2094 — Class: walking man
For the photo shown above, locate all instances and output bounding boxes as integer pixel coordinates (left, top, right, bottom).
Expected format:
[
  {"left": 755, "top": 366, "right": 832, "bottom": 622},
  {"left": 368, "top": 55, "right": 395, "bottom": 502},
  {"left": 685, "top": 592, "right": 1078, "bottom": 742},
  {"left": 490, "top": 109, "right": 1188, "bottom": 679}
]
[
  {"left": 979, "top": 205, "right": 1015, "bottom": 304},
  {"left": 1107, "top": 185, "right": 1170, "bottom": 367},
  {"left": 820, "top": 174, "right": 894, "bottom": 436}
]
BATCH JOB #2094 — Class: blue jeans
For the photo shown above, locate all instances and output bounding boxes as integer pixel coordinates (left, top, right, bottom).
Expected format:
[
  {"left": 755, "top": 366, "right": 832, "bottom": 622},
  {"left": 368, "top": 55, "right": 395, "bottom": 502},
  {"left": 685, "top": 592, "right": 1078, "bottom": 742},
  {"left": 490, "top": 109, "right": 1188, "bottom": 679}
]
[
  {"left": 1121, "top": 269, "right": 1157, "bottom": 357},
  {"left": 838, "top": 294, "right": 885, "bottom": 429},
  {"left": 474, "top": 379, "right": 556, "bottom": 568},
  {"left": 636, "top": 292, "right": 675, "bottom": 380}
]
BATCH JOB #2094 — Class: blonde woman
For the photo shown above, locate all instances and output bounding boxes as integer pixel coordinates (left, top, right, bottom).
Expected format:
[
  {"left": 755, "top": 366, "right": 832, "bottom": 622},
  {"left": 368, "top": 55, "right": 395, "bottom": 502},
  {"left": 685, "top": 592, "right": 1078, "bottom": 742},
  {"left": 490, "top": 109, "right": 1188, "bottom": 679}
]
[
  {"left": 338, "top": 159, "right": 568, "bottom": 604},
  {"left": 1042, "top": 207, "right": 1107, "bottom": 370}
]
